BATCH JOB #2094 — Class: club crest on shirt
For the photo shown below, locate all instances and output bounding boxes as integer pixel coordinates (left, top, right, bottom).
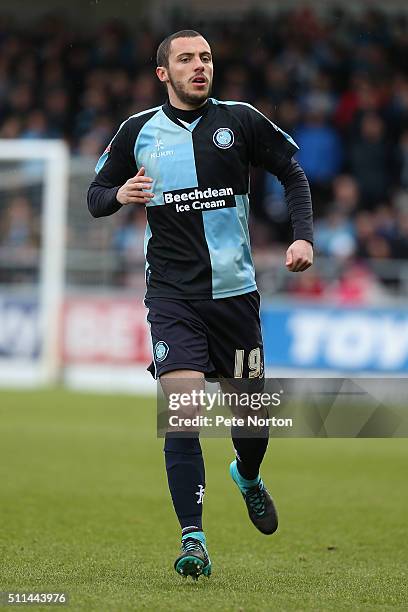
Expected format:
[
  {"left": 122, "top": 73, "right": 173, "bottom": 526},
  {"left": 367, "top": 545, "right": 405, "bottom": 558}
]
[
  {"left": 213, "top": 127, "right": 234, "bottom": 149},
  {"left": 154, "top": 340, "right": 169, "bottom": 362}
]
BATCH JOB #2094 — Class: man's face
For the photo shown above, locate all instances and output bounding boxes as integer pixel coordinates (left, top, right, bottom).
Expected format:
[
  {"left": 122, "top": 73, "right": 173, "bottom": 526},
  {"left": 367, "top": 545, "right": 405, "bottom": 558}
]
[{"left": 157, "top": 36, "right": 213, "bottom": 108}]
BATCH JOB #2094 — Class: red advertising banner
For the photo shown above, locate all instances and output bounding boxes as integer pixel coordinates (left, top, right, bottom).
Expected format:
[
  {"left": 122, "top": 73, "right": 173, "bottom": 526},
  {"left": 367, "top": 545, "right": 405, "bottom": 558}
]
[{"left": 63, "top": 298, "right": 152, "bottom": 364}]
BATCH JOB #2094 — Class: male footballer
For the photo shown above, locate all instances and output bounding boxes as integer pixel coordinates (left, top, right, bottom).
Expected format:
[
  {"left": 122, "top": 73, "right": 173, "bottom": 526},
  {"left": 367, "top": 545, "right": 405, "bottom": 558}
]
[{"left": 88, "top": 30, "right": 313, "bottom": 580}]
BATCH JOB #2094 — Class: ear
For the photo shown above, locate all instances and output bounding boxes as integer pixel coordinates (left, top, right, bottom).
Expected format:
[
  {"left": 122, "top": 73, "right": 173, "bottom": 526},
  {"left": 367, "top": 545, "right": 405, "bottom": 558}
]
[{"left": 156, "top": 66, "right": 169, "bottom": 83}]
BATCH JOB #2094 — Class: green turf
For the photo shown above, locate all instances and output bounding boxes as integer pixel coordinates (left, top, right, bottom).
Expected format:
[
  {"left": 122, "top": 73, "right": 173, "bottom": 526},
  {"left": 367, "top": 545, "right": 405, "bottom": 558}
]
[{"left": 0, "top": 389, "right": 407, "bottom": 611}]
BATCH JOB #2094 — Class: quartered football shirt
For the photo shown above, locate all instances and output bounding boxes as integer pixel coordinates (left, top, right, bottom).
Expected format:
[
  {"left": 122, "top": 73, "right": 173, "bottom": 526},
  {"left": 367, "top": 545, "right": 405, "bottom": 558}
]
[{"left": 89, "top": 98, "right": 312, "bottom": 300}]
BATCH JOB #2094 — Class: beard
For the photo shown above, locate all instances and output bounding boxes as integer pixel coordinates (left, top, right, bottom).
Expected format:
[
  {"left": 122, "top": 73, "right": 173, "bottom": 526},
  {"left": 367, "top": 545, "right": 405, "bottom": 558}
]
[{"left": 167, "top": 72, "right": 212, "bottom": 107}]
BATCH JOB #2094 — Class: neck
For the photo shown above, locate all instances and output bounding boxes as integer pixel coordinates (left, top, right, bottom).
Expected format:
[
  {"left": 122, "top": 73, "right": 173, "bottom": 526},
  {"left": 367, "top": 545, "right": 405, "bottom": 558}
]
[{"left": 168, "top": 93, "right": 208, "bottom": 111}]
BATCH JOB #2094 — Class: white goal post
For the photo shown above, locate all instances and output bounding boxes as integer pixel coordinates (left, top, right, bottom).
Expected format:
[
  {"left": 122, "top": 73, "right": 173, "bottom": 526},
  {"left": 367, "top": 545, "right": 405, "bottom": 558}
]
[{"left": 0, "top": 139, "right": 69, "bottom": 386}]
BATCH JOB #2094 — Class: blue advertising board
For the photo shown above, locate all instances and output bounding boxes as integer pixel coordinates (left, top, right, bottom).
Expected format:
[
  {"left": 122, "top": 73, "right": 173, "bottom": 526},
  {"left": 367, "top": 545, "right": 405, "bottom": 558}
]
[{"left": 261, "top": 302, "right": 408, "bottom": 373}]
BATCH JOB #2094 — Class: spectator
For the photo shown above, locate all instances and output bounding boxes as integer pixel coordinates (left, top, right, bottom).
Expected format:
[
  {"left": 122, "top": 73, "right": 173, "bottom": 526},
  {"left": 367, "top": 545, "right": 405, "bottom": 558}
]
[
  {"left": 294, "top": 105, "right": 343, "bottom": 186},
  {"left": 397, "top": 129, "right": 408, "bottom": 188},
  {"left": 74, "top": 87, "right": 110, "bottom": 139},
  {"left": 334, "top": 73, "right": 382, "bottom": 131},
  {"left": 0, "top": 115, "right": 22, "bottom": 138},
  {"left": 0, "top": 195, "right": 39, "bottom": 250},
  {"left": 21, "top": 109, "right": 50, "bottom": 139},
  {"left": 330, "top": 174, "right": 360, "bottom": 216},
  {"left": 348, "top": 112, "right": 391, "bottom": 207},
  {"left": 287, "top": 268, "right": 325, "bottom": 300},
  {"left": 325, "top": 261, "right": 385, "bottom": 305},
  {"left": 43, "top": 88, "right": 71, "bottom": 137},
  {"left": 392, "top": 210, "right": 408, "bottom": 259},
  {"left": 354, "top": 209, "right": 393, "bottom": 260},
  {"left": 314, "top": 207, "right": 355, "bottom": 259}
]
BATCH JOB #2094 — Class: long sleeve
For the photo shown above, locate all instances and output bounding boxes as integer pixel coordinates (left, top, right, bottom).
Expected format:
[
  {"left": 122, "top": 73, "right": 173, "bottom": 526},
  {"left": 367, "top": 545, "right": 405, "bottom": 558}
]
[
  {"left": 275, "top": 158, "right": 314, "bottom": 244},
  {"left": 87, "top": 118, "right": 137, "bottom": 218},
  {"left": 87, "top": 184, "right": 122, "bottom": 218},
  {"left": 238, "top": 105, "right": 313, "bottom": 243}
]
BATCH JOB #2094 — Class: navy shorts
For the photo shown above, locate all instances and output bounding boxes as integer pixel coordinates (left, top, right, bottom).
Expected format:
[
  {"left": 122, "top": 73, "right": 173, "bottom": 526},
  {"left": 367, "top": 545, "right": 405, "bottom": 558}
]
[{"left": 145, "top": 290, "right": 264, "bottom": 384}]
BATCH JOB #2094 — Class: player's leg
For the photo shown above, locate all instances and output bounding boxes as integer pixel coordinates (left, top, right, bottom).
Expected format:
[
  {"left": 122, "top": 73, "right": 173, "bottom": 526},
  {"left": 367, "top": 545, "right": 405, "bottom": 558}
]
[
  {"left": 160, "top": 370, "right": 211, "bottom": 579},
  {"left": 222, "top": 379, "right": 270, "bottom": 481},
  {"left": 223, "top": 384, "right": 278, "bottom": 535},
  {"left": 145, "top": 298, "right": 213, "bottom": 578},
  {"left": 161, "top": 371, "right": 206, "bottom": 536},
  {"left": 197, "top": 291, "right": 278, "bottom": 534},
  {"left": 197, "top": 289, "right": 269, "bottom": 478}
]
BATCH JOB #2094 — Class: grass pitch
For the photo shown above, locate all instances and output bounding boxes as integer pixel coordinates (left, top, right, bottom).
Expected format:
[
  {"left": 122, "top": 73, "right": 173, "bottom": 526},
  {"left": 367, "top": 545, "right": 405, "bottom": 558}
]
[{"left": 0, "top": 389, "right": 407, "bottom": 611}]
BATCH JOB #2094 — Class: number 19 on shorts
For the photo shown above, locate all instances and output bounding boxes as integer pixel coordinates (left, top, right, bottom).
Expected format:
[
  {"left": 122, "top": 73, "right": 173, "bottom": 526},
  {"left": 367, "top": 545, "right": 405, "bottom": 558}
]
[{"left": 234, "top": 347, "right": 263, "bottom": 378}]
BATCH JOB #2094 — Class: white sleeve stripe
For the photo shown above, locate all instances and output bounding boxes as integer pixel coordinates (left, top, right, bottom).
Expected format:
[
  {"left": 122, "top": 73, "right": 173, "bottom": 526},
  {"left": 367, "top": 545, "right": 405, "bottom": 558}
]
[{"left": 95, "top": 106, "right": 162, "bottom": 173}]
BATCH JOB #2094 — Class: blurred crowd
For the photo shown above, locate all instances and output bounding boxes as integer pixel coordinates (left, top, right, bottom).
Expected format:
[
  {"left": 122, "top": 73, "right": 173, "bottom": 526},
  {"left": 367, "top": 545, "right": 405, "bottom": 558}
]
[{"left": 1, "top": 6, "right": 408, "bottom": 299}]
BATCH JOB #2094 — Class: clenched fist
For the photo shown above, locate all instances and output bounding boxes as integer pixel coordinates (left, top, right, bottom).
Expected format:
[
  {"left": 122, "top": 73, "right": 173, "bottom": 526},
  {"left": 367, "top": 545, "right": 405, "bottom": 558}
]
[
  {"left": 285, "top": 239, "right": 313, "bottom": 272},
  {"left": 116, "top": 167, "right": 155, "bottom": 205}
]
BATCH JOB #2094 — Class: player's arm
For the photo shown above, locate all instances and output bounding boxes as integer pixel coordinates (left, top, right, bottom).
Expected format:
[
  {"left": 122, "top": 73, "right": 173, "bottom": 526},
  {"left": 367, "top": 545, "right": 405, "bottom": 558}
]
[
  {"left": 275, "top": 159, "right": 313, "bottom": 272},
  {"left": 87, "top": 120, "right": 154, "bottom": 218},
  {"left": 243, "top": 105, "right": 313, "bottom": 271}
]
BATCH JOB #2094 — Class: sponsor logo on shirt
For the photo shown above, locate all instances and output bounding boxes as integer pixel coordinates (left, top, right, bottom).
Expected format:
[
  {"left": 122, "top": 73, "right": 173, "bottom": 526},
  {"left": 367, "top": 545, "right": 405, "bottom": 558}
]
[
  {"left": 151, "top": 138, "right": 174, "bottom": 159},
  {"left": 163, "top": 186, "right": 236, "bottom": 213}
]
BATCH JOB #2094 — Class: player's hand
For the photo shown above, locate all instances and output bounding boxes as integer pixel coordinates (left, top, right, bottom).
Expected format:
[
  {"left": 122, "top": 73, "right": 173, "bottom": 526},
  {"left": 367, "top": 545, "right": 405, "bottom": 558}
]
[
  {"left": 116, "top": 167, "right": 155, "bottom": 205},
  {"left": 285, "top": 239, "right": 313, "bottom": 272}
]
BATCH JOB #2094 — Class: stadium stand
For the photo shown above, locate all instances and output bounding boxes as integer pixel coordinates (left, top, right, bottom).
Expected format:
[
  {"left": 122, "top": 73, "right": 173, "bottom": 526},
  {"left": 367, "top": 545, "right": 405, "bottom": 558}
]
[{"left": 1, "top": 7, "right": 408, "bottom": 300}]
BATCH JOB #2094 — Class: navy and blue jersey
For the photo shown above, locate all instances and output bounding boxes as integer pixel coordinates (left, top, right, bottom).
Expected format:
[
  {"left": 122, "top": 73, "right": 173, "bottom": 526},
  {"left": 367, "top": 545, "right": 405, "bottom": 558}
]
[{"left": 89, "top": 98, "right": 311, "bottom": 300}]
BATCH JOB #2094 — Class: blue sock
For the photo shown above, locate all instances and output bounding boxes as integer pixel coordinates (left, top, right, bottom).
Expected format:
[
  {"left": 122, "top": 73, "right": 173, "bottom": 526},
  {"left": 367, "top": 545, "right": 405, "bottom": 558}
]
[{"left": 164, "top": 434, "right": 205, "bottom": 530}]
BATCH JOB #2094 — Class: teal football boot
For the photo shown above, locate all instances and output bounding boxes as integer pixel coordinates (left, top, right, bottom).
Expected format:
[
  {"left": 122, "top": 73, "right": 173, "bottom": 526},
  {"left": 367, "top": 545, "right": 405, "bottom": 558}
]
[
  {"left": 174, "top": 531, "right": 212, "bottom": 580},
  {"left": 230, "top": 459, "right": 278, "bottom": 535}
]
